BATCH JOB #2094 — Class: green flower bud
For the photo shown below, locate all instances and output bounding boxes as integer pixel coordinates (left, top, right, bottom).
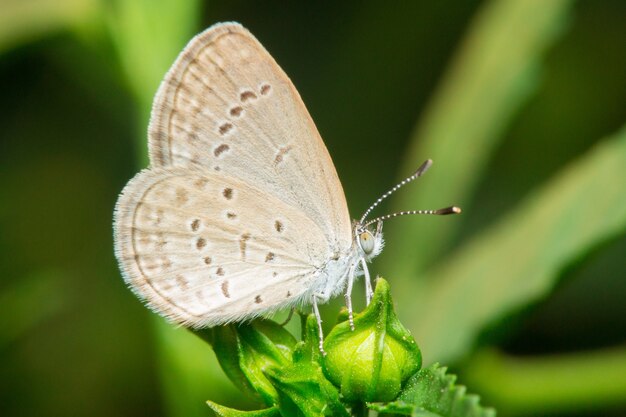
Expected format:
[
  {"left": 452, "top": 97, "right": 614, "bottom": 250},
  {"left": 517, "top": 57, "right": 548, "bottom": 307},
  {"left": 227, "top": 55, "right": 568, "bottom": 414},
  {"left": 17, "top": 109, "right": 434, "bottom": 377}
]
[
  {"left": 323, "top": 278, "right": 421, "bottom": 403},
  {"left": 200, "top": 320, "right": 297, "bottom": 405},
  {"left": 265, "top": 315, "right": 349, "bottom": 417}
]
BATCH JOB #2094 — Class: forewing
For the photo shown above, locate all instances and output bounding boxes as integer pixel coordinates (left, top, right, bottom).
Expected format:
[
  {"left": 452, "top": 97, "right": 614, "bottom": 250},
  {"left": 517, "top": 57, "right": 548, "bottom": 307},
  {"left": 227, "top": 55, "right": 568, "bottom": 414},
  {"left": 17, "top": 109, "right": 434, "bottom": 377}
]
[
  {"left": 114, "top": 166, "right": 329, "bottom": 327},
  {"left": 148, "top": 22, "right": 351, "bottom": 252}
]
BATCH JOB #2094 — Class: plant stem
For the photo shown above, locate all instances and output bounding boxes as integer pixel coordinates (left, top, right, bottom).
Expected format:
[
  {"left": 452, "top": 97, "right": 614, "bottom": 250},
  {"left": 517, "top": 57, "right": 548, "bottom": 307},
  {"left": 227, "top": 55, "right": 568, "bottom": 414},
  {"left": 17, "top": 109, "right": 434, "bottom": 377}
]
[{"left": 351, "top": 401, "right": 369, "bottom": 417}]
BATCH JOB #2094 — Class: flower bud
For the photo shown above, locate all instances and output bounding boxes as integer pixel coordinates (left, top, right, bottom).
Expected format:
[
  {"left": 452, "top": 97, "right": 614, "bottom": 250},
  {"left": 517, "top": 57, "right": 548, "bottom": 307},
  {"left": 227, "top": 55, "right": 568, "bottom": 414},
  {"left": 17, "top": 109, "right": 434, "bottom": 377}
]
[
  {"left": 323, "top": 278, "right": 421, "bottom": 403},
  {"left": 205, "top": 320, "right": 297, "bottom": 405},
  {"left": 265, "top": 315, "right": 350, "bottom": 417}
]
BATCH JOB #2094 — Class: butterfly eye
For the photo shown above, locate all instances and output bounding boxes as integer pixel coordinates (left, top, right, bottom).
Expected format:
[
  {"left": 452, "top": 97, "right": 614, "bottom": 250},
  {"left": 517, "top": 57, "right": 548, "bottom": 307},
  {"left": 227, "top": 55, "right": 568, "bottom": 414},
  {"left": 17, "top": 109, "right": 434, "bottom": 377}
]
[{"left": 358, "top": 230, "right": 375, "bottom": 255}]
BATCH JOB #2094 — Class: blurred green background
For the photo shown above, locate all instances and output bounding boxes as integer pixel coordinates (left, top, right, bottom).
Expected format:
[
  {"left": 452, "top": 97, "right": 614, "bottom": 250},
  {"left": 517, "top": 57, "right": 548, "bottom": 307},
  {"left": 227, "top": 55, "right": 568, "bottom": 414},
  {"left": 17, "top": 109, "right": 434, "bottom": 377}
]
[{"left": 1, "top": 1, "right": 625, "bottom": 416}]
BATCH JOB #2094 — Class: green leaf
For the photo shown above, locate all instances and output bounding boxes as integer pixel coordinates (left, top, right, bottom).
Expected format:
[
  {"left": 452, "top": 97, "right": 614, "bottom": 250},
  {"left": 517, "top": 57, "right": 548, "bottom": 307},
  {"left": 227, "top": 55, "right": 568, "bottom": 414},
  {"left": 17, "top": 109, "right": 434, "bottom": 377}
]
[
  {"left": 0, "top": 269, "right": 67, "bottom": 346},
  {"left": 206, "top": 316, "right": 349, "bottom": 417},
  {"left": 153, "top": 322, "right": 250, "bottom": 417},
  {"left": 206, "top": 401, "right": 280, "bottom": 417},
  {"left": 103, "top": 0, "right": 201, "bottom": 162},
  {"left": 407, "top": 126, "right": 626, "bottom": 363},
  {"left": 104, "top": 0, "right": 201, "bottom": 107},
  {"left": 323, "top": 279, "right": 421, "bottom": 403},
  {"left": 382, "top": 0, "right": 575, "bottom": 275},
  {"left": 0, "top": 0, "right": 99, "bottom": 53},
  {"left": 209, "top": 321, "right": 297, "bottom": 406},
  {"left": 370, "top": 363, "right": 495, "bottom": 417},
  {"left": 463, "top": 347, "right": 626, "bottom": 414},
  {"left": 266, "top": 315, "right": 349, "bottom": 417}
]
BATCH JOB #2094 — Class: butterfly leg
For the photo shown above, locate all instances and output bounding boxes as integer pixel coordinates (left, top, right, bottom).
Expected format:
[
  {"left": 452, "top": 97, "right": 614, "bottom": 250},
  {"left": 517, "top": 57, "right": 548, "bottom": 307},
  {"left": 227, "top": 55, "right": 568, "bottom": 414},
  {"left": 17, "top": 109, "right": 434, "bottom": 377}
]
[
  {"left": 278, "top": 307, "right": 296, "bottom": 326},
  {"left": 361, "top": 257, "right": 373, "bottom": 305},
  {"left": 344, "top": 262, "right": 357, "bottom": 331},
  {"left": 312, "top": 294, "right": 326, "bottom": 355},
  {"left": 362, "top": 220, "right": 382, "bottom": 304}
]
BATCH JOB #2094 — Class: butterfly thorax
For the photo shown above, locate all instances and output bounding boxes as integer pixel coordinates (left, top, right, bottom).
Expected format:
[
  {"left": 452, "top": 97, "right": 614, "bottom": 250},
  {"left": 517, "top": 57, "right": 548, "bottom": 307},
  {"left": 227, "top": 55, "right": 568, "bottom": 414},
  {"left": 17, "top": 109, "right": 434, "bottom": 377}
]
[{"left": 310, "top": 221, "right": 384, "bottom": 303}]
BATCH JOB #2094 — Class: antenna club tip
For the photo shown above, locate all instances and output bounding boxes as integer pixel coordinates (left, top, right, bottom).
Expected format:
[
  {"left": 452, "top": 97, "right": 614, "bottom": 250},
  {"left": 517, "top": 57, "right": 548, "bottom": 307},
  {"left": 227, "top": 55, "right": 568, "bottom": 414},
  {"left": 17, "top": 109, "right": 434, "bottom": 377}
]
[
  {"left": 416, "top": 159, "right": 434, "bottom": 176},
  {"left": 435, "top": 206, "right": 462, "bottom": 215}
]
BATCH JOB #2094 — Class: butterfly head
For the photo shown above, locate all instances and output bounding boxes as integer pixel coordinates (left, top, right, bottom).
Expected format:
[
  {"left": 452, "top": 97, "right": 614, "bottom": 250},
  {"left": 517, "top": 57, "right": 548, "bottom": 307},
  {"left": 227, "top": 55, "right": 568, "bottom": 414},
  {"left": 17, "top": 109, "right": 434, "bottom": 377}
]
[{"left": 354, "top": 221, "right": 384, "bottom": 261}]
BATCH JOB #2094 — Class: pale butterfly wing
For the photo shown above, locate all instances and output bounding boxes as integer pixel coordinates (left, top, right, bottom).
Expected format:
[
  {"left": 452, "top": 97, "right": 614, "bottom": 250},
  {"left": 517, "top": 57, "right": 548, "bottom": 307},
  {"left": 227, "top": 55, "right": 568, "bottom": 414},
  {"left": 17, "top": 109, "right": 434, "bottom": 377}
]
[
  {"left": 115, "top": 22, "right": 359, "bottom": 328},
  {"left": 148, "top": 22, "right": 351, "bottom": 251},
  {"left": 114, "top": 166, "right": 332, "bottom": 327}
]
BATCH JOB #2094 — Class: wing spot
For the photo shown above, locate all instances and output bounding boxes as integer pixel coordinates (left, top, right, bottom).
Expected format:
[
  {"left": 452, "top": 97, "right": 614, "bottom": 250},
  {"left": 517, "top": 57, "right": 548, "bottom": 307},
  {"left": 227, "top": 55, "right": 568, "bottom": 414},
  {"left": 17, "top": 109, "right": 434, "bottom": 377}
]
[
  {"left": 240, "top": 90, "right": 257, "bottom": 102},
  {"left": 255, "top": 295, "right": 262, "bottom": 304},
  {"left": 273, "top": 272, "right": 278, "bottom": 277},
  {"left": 187, "top": 132, "right": 199, "bottom": 141},
  {"left": 265, "top": 252, "right": 275, "bottom": 262},
  {"left": 161, "top": 258, "right": 172, "bottom": 269},
  {"left": 221, "top": 281, "right": 230, "bottom": 298},
  {"left": 286, "top": 291, "right": 291, "bottom": 298},
  {"left": 218, "top": 122, "right": 233, "bottom": 135},
  {"left": 260, "top": 84, "right": 271, "bottom": 95},
  {"left": 223, "top": 188, "right": 233, "bottom": 199},
  {"left": 274, "top": 146, "right": 292, "bottom": 165},
  {"left": 216, "top": 267, "right": 225, "bottom": 276},
  {"left": 230, "top": 106, "right": 243, "bottom": 117},
  {"left": 239, "top": 233, "right": 251, "bottom": 260},
  {"left": 214, "top": 166, "right": 221, "bottom": 171},
  {"left": 176, "top": 188, "right": 189, "bottom": 204},
  {"left": 196, "top": 238, "right": 207, "bottom": 250},
  {"left": 143, "top": 262, "right": 159, "bottom": 272},
  {"left": 214, "top": 144, "right": 230, "bottom": 157},
  {"left": 203, "top": 256, "right": 212, "bottom": 265},
  {"left": 194, "top": 177, "right": 209, "bottom": 189},
  {"left": 275, "top": 220, "right": 284, "bottom": 233},
  {"left": 226, "top": 212, "right": 237, "bottom": 219},
  {"left": 175, "top": 274, "right": 189, "bottom": 290},
  {"left": 155, "top": 233, "right": 167, "bottom": 249},
  {"left": 190, "top": 219, "right": 200, "bottom": 232}
]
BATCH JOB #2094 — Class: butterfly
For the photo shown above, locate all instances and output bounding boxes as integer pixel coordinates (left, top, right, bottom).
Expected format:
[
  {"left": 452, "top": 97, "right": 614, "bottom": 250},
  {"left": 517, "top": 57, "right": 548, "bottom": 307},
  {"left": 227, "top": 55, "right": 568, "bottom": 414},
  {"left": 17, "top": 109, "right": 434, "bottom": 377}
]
[{"left": 113, "top": 22, "right": 460, "bottom": 351}]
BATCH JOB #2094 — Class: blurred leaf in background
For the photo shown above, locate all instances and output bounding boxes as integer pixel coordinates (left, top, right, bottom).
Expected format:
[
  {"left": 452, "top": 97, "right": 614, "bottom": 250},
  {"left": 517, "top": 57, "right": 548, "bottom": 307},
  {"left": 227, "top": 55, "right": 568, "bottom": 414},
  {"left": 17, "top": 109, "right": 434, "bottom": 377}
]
[
  {"left": 104, "top": 0, "right": 201, "bottom": 145},
  {"left": 0, "top": 1, "right": 624, "bottom": 417},
  {"left": 0, "top": 0, "right": 99, "bottom": 53}
]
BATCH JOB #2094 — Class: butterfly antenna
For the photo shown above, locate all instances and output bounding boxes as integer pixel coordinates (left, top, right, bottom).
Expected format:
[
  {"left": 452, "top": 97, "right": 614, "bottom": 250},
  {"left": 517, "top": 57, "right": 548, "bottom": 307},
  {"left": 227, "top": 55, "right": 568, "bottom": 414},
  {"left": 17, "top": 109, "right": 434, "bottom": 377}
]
[
  {"left": 360, "top": 159, "right": 433, "bottom": 224},
  {"left": 363, "top": 206, "right": 461, "bottom": 228}
]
